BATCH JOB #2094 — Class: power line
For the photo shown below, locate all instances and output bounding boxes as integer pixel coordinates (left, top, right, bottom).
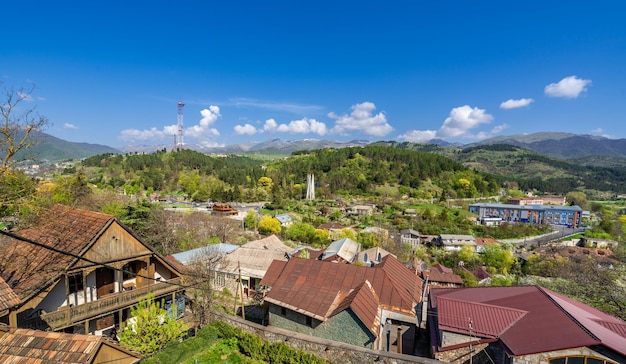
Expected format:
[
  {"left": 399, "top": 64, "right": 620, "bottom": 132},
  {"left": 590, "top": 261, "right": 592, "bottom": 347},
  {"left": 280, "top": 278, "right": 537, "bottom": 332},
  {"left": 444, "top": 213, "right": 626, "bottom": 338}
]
[{"left": 0, "top": 229, "right": 216, "bottom": 292}]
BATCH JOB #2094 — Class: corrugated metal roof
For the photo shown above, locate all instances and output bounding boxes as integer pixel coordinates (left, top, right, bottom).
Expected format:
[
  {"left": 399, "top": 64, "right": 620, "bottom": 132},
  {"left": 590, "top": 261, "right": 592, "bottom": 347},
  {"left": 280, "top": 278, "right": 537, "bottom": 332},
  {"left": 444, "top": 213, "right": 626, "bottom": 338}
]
[
  {"left": 262, "top": 255, "right": 422, "bottom": 336},
  {"left": 320, "top": 238, "right": 360, "bottom": 262},
  {"left": 437, "top": 297, "right": 527, "bottom": 338},
  {"left": 170, "top": 243, "right": 239, "bottom": 265},
  {"left": 430, "top": 286, "right": 626, "bottom": 356},
  {"left": 242, "top": 235, "right": 292, "bottom": 253}
]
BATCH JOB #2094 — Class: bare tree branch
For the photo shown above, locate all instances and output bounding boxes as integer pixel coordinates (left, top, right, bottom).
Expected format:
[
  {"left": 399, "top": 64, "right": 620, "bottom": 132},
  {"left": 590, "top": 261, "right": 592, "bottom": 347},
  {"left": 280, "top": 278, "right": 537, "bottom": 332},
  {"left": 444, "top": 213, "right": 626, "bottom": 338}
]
[{"left": 0, "top": 83, "right": 50, "bottom": 173}]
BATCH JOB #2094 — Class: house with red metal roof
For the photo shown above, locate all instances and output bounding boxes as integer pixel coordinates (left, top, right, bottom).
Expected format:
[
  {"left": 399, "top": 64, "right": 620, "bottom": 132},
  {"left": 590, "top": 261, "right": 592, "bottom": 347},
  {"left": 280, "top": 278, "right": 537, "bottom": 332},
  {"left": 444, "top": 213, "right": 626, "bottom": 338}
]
[
  {"left": 0, "top": 204, "right": 184, "bottom": 336},
  {"left": 428, "top": 286, "right": 626, "bottom": 363},
  {"left": 260, "top": 255, "right": 423, "bottom": 352}
]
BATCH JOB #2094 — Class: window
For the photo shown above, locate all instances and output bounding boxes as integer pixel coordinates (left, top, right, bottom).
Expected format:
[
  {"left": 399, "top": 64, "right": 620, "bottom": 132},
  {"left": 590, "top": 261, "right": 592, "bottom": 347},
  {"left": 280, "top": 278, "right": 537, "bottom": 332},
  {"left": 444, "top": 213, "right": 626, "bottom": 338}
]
[
  {"left": 363, "top": 253, "right": 369, "bottom": 262},
  {"left": 68, "top": 273, "right": 84, "bottom": 294},
  {"left": 306, "top": 316, "right": 312, "bottom": 327},
  {"left": 281, "top": 307, "right": 286, "bottom": 316},
  {"left": 214, "top": 273, "right": 226, "bottom": 287}
]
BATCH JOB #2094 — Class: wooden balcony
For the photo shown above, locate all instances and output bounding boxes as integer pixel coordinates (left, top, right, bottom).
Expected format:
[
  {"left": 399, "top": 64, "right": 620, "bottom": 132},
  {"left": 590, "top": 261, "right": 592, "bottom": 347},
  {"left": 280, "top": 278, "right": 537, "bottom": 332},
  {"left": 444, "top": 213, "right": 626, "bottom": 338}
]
[{"left": 41, "top": 277, "right": 182, "bottom": 330}]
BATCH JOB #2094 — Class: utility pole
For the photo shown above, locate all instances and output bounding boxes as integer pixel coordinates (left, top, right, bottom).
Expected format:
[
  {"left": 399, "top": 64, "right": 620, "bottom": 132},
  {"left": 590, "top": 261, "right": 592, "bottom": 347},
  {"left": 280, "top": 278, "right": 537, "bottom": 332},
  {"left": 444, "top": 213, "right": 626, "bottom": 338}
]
[
  {"left": 238, "top": 261, "right": 245, "bottom": 320},
  {"left": 468, "top": 318, "right": 473, "bottom": 364}
]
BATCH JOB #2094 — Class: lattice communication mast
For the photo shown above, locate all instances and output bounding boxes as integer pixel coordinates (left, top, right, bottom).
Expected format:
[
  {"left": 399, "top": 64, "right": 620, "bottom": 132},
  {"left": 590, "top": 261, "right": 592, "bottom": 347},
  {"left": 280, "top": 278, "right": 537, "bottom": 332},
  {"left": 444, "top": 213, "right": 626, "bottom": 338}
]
[{"left": 176, "top": 101, "right": 185, "bottom": 150}]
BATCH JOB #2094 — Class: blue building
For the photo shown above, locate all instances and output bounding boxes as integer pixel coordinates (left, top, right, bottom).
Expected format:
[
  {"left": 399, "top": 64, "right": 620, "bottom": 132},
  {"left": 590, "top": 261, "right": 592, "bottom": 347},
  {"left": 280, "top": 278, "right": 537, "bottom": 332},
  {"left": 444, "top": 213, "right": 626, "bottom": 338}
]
[{"left": 469, "top": 203, "right": 583, "bottom": 228}]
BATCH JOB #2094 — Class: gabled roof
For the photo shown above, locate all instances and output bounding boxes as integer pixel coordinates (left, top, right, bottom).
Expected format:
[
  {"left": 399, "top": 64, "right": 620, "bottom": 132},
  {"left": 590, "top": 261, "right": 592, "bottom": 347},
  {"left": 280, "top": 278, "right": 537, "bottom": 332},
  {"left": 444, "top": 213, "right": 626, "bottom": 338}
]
[
  {"left": 261, "top": 255, "right": 422, "bottom": 333},
  {"left": 0, "top": 204, "right": 180, "bottom": 305},
  {"left": 0, "top": 277, "right": 20, "bottom": 313},
  {"left": 421, "top": 270, "right": 463, "bottom": 285},
  {"left": 275, "top": 214, "right": 292, "bottom": 224},
  {"left": 170, "top": 243, "right": 239, "bottom": 265},
  {"left": 219, "top": 235, "right": 291, "bottom": 278},
  {"left": 242, "top": 234, "right": 292, "bottom": 253},
  {"left": 430, "top": 286, "right": 626, "bottom": 357},
  {"left": 0, "top": 205, "right": 114, "bottom": 301},
  {"left": 320, "top": 237, "right": 360, "bottom": 262},
  {"left": 357, "top": 246, "right": 395, "bottom": 265},
  {"left": 0, "top": 328, "right": 142, "bottom": 363}
]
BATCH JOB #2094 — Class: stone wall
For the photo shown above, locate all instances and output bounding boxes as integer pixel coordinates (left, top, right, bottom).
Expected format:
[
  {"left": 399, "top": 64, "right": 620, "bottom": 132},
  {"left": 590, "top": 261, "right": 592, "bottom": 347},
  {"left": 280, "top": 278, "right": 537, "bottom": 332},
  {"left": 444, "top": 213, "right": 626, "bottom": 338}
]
[
  {"left": 211, "top": 311, "right": 442, "bottom": 364},
  {"left": 268, "top": 305, "right": 376, "bottom": 348}
]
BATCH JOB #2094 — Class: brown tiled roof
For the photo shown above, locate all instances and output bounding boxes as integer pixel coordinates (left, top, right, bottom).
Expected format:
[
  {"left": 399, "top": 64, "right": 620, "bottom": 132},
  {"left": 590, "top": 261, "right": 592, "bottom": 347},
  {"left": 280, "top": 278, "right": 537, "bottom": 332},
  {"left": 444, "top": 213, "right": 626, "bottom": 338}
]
[
  {"left": 0, "top": 328, "right": 141, "bottom": 363},
  {"left": 0, "top": 204, "right": 114, "bottom": 301},
  {"left": 0, "top": 277, "right": 20, "bottom": 312},
  {"left": 430, "top": 286, "right": 626, "bottom": 356},
  {"left": 261, "top": 255, "right": 422, "bottom": 333}
]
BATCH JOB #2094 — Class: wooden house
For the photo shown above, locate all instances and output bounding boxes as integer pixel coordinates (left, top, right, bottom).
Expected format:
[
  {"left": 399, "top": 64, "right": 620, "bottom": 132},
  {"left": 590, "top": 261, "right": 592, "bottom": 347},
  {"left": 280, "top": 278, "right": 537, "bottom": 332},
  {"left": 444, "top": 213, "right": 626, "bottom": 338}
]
[{"left": 0, "top": 204, "right": 183, "bottom": 335}]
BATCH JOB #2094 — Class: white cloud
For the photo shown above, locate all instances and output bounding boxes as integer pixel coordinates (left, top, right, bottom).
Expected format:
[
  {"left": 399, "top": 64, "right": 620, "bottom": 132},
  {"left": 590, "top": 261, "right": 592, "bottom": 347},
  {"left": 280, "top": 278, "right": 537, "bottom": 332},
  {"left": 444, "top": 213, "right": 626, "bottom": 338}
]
[
  {"left": 186, "top": 106, "right": 221, "bottom": 140},
  {"left": 276, "top": 118, "right": 327, "bottom": 135},
  {"left": 590, "top": 128, "right": 604, "bottom": 134},
  {"left": 119, "top": 127, "right": 169, "bottom": 142},
  {"left": 490, "top": 124, "right": 509, "bottom": 134},
  {"left": 263, "top": 118, "right": 278, "bottom": 132},
  {"left": 397, "top": 130, "right": 438, "bottom": 143},
  {"left": 235, "top": 117, "right": 327, "bottom": 136},
  {"left": 398, "top": 105, "right": 501, "bottom": 143},
  {"left": 544, "top": 75, "right": 591, "bottom": 98},
  {"left": 228, "top": 98, "right": 323, "bottom": 114},
  {"left": 438, "top": 105, "right": 494, "bottom": 138},
  {"left": 17, "top": 91, "right": 33, "bottom": 102},
  {"left": 120, "top": 105, "right": 221, "bottom": 143},
  {"left": 63, "top": 123, "right": 78, "bottom": 130},
  {"left": 329, "top": 102, "right": 393, "bottom": 137},
  {"left": 500, "top": 98, "right": 534, "bottom": 109},
  {"left": 234, "top": 124, "right": 258, "bottom": 135}
]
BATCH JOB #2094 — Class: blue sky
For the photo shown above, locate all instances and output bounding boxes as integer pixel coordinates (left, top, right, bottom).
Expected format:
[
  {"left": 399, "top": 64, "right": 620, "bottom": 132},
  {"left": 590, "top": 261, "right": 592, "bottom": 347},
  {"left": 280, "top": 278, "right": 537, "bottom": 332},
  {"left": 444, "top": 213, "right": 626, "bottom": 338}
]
[{"left": 2, "top": 1, "right": 625, "bottom": 148}]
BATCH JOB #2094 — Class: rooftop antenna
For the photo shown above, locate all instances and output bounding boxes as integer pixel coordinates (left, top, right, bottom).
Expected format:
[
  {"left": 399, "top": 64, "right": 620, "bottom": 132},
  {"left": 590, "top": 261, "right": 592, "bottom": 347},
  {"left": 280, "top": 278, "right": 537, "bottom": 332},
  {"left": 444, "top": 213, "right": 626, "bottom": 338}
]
[{"left": 176, "top": 101, "right": 184, "bottom": 150}]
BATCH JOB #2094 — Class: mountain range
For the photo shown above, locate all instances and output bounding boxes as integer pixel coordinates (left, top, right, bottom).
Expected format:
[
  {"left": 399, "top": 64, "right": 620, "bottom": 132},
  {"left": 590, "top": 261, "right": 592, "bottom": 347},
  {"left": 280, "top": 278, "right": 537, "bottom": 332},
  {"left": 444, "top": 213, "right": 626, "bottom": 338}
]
[{"left": 17, "top": 131, "right": 626, "bottom": 169}]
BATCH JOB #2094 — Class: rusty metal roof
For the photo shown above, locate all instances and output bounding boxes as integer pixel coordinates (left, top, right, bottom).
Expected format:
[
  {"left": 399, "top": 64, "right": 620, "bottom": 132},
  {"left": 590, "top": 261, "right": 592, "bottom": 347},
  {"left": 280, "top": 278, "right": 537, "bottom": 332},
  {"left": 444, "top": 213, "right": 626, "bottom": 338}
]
[
  {"left": 0, "top": 204, "right": 113, "bottom": 301},
  {"left": 262, "top": 255, "right": 422, "bottom": 334},
  {"left": 420, "top": 270, "right": 464, "bottom": 285},
  {"left": 0, "top": 328, "right": 141, "bottom": 363},
  {"left": 430, "top": 286, "right": 626, "bottom": 356}
]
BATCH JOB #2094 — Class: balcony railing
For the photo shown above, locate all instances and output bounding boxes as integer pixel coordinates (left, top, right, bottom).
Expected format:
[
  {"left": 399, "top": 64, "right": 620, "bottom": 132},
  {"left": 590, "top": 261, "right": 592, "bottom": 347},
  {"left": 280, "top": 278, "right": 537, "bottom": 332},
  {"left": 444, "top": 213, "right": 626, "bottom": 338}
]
[{"left": 41, "top": 277, "right": 182, "bottom": 330}]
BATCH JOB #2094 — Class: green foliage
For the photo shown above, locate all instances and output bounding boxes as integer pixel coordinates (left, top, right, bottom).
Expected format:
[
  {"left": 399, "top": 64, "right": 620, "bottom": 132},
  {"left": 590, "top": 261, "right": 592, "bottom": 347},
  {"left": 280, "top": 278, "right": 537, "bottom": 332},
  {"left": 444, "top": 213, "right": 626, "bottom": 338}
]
[
  {"left": 0, "top": 170, "right": 36, "bottom": 217},
  {"left": 264, "top": 145, "right": 498, "bottom": 198},
  {"left": 481, "top": 244, "right": 515, "bottom": 274},
  {"left": 244, "top": 209, "right": 258, "bottom": 230},
  {"left": 118, "top": 294, "right": 188, "bottom": 356},
  {"left": 284, "top": 222, "right": 316, "bottom": 244},
  {"left": 258, "top": 215, "right": 281, "bottom": 235},
  {"left": 455, "top": 269, "right": 478, "bottom": 287}
]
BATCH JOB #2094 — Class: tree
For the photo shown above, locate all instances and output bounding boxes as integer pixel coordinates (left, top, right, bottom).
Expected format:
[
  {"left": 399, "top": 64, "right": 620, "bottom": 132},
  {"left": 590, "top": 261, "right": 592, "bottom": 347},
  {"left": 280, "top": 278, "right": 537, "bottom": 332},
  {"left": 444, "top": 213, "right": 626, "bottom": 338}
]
[
  {"left": 258, "top": 215, "right": 281, "bottom": 235},
  {"left": 118, "top": 293, "right": 188, "bottom": 356},
  {"left": 0, "top": 83, "right": 50, "bottom": 173},
  {"left": 185, "top": 246, "right": 225, "bottom": 327},
  {"left": 0, "top": 170, "right": 36, "bottom": 217},
  {"left": 481, "top": 243, "right": 514, "bottom": 274},
  {"left": 243, "top": 209, "right": 257, "bottom": 231}
]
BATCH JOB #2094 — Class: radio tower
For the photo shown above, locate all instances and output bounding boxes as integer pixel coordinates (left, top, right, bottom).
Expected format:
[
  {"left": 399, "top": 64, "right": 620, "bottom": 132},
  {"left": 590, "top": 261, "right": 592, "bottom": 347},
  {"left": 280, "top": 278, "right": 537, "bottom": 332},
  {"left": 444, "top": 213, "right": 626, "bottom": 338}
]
[{"left": 176, "top": 101, "right": 185, "bottom": 150}]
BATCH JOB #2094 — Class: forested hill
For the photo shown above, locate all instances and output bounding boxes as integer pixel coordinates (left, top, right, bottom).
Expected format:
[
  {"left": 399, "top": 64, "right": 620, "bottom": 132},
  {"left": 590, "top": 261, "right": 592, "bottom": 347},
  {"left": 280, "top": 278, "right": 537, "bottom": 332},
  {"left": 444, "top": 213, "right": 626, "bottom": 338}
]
[
  {"left": 265, "top": 146, "right": 500, "bottom": 199},
  {"left": 455, "top": 144, "right": 626, "bottom": 196},
  {"left": 79, "top": 147, "right": 501, "bottom": 201},
  {"left": 370, "top": 142, "right": 626, "bottom": 196}
]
